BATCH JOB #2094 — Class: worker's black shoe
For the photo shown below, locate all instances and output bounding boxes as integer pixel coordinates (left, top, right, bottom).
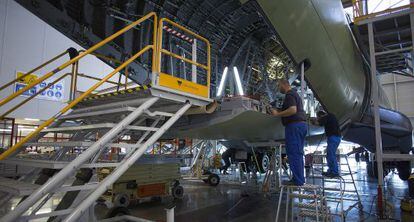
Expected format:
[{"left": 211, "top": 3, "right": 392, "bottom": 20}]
[{"left": 322, "top": 172, "right": 340, "bottom": 178}]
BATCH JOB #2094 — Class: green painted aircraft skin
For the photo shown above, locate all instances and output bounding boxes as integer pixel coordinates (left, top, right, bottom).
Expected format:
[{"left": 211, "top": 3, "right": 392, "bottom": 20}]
[{"left": 257, "top": 0, "right": 390, "bottom": 124}]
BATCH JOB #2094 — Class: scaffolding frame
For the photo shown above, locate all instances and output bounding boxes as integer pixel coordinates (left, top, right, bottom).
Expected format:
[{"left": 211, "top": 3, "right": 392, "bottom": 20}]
[{"left": 355, "top": 1, "right": 414, "bottom": 219}]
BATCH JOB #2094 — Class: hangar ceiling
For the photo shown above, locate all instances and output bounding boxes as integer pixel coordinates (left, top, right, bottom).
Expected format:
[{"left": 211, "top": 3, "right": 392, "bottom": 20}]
[{"left": 16, "top": 0, "right": 297, "bottom": 101}]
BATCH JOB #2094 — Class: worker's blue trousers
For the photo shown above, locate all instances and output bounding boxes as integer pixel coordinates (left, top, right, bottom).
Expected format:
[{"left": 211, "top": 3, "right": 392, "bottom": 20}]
[
  {"left": 327, "top": 135, "right": 341, "bottom": 175},
  {"left": 285, "top": 122, "right": 307, "bottom": 186}
]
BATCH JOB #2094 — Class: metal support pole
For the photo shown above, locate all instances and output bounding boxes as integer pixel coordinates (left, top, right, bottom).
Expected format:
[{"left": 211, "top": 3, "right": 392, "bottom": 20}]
[
  {"left": 368, "top": 22, "right": 386, "bottom": 219},
  {"left": 410, "top": 0, "right": 414, "bottom": 76},
  {"left": 300, "top": 62, "right": 305, "bottom": 106},
  {"left": 10, "top": 118, "right": 15, "bottom": 147},
  {"left": 69, "top": 62, "right": 78, "bottom": 101},
  {"left": 211, "top": 140, "right": 217, "bottom": 156},
  {"left": 165, "top": 205, "right": 175, "bottom": 222},
  {"left": 63, "top": 102, "right": 191, "bottom": 222},
  {"left": 393, "top": 74, "right": 399, "bottom": 110},
  {"left": 0, "top": 98, "right": 159, "bottom": 222},
  {"left": 192, "top": 39, "right": 197, "bottom": 83}
]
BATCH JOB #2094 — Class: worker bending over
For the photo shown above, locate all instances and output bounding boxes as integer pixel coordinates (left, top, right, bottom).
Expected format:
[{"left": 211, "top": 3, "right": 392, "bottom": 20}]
[
  {"left": 313, "top": 110, "right": 341, "bottom": 177},
  {"left": 268, "top": 79, "right": 307, "bottom": 186}
]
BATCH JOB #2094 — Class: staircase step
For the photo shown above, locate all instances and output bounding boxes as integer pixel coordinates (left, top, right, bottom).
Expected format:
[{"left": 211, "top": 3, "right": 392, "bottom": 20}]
[
  {"left": 298, "top": 209, "right": 330, "bottom": 219},
  {"left": 289, "top": 193, "right": 322, "bottom": 200},
  {"left": 323, "top": 187, "right": 357, "bottom": 192},
  {"left": 311, "top": 175, "right": 355, "bottom": 183},
  {"left": 60, "top": 106, "right": 136, "bottom": 120},
  {"left": 283, "top": 183, "right": 321, "bottom": 190},
  {"left": 56, "top": 183, "right": 99, "bottom": 193},
  {"left": 42, "top": 123, "right": 159, "bottom": 133},
  {"left": 21, "top": 208, "right": 73, "bottom": 220},
  {"left": 0, "top": 177, "right": 39, "bottom": 195},
  {"left": 145, "top": 110, "right": 174, "bottom": 117},
  {"left": 26, "top": 141, "right": 140, "bottom": 148},
  {"left": 2, "top": 158, "right": 119, "bottom": 169},
  {"left": 295, "top": 202, "right": 329, "bottom": 211}
]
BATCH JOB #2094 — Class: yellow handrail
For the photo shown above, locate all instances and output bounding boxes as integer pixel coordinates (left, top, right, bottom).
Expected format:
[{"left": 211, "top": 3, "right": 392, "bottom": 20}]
[
  {"left": 0, "top": 12, "right": 157, "bottom": 109},
  {"left": 0, "top": 46, "right": 153, "bottom": 160},
  {"left": 353, "top": 0, "right": 414, "bottom": 23},
  {"left": 0, "top": 12, "right": 158, "bottom": 160},
  {"left": 77, "top": 73, "right": 120, "bottom": 85},
  {"left": 0, "top": 73, "right": 71, "bottom": 120},
  {"left": 0, "top": 12, "right": 212, "bottom": 160},
  {"left": 0, "top": 50, "right": 69, "bottom": 92},
  {"left": 160, "top": 49, "right": 209, "bottom": 70}
]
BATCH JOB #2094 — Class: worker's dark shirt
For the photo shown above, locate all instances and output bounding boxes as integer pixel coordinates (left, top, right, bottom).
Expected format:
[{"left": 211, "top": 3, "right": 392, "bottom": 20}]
[
  {"left": 318, "top": 113, "right": 341, "bottom": 137},
  {"left": 281, "top": 89, "right": 306, "bottom": 126}
]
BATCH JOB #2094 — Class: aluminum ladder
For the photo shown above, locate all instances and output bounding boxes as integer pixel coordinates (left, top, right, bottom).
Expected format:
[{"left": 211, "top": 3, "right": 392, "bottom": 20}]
[
  {"left": 310, "top": 153, "right": 363, "bottom": 221},
  {"left": 275, "top": 183, "right": 332, "bottom": 222}
]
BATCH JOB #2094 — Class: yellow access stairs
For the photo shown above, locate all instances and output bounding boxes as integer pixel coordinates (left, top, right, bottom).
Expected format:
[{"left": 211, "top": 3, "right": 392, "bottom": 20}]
[{"left": 0, "top": 12, "right": 212, "bottom": 222}]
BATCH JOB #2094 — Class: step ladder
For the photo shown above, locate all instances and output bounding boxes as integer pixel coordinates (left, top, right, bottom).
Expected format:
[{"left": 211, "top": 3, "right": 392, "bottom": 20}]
[
  {"left": 275, "top": 183, "right": 332, "bottom": 222},
  {"left": 309, "top": 153, "right": 363, "bottom": 221},
  {"left": 0, "top": 97, "right": 191, "bottom": 222}
]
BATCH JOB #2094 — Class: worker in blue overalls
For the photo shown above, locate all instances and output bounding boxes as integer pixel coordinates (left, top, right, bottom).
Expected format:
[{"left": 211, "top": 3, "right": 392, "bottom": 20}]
[
  {"left": 312, "top": 110, "right": 341, "bottom": 177},
  {"left": 268, "top": 79, "right": 307, "bottom": 186}
]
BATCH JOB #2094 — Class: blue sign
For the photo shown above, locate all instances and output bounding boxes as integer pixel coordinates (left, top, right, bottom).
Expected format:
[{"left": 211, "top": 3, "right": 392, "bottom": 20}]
[{"left": 14, "top": 77, "right": 65, "bottom": 102}]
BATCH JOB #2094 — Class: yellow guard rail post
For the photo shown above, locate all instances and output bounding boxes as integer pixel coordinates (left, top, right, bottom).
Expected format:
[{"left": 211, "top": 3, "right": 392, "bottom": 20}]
[
  {"left": 352, "top": 0, "right": 414, "bottom": 23},
  {"left": 156, "top": 17, "right": 211, "bottom": 99},
  {"left": 0, "top": 12, "right": 158, "bottom": 160}
]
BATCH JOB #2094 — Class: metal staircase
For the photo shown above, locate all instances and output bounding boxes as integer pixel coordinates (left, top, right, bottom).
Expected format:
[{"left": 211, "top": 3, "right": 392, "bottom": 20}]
[
  {"left": 0, "top": 11, "right": 212, "bottom": 222},
  {"left": 1, "top": 97, "right": 190, "bottom": 222}
]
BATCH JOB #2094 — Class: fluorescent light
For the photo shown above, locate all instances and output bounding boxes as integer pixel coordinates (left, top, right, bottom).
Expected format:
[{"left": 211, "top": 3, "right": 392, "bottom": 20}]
[
  {"left": 19, "top": 128, "right": 35, "bottom": 132},
  {"left": 251, "top": 67, "right": 260, "bottom": 73},
  {"left": 24, "top": 118, "right": 40, "bottom": 122},
  {"left": 217, "top": 67, "right": 228, "bottom": 97},
  {"left": 233, "top": 67, "right": 244, "bottom": 96},
  {"left": 0, "top": 129, "right": 11, "bottom": 132}
]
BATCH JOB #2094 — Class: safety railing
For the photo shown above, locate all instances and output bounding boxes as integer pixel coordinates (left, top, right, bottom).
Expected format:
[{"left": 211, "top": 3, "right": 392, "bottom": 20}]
[
  {"left": 352, "top": 0, "right": 414, "bottom": 23},
  {"left": 0, "top": 45, "right": 143, "bottom": 121},
  {"left": 85, "top": 51, "right": 134, "bottom": 92},
  {"left": 155, "top": 18, "right": 211, "bottom": 98},
  {"left": 0, "top": 49, "right": 80, "bottom": 120},
  {"left": 0, "top": 49, "right": 72, "bottom": 92},
  {"left": 0, "top": 12, "right": 158, "bottom": 160},
  {"left": 0, "top": 12, "right": 212, "bottom": 160},
  {"left": 0, "top": 73, "right": 71, "bottom": 120}
]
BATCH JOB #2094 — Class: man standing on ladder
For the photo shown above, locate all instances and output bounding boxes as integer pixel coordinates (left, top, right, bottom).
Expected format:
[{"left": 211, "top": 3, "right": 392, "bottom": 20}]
[
  {"left": 312, "top": 110, "right": 341, "bottom": 177},
  {"left": 268, "top": 79, "right": 307, "bottom": 186}
]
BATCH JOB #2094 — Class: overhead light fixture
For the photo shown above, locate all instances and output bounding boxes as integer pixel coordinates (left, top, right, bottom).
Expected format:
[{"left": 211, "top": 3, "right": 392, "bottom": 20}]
[
  {"left": 24, "top": 118, "right": 40, "bottom": 122},
  {"left": 251, "top": 67, "right": 260, "bottom": 73},
  {"left": 233, "top": 67, "right": 244, "bottom": 96},
  {"left": 217, "top": 67, "right": 228, "bottom": 97}
]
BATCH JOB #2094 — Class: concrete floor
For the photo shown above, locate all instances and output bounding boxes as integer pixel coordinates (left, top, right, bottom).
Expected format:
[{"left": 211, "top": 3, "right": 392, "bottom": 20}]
[
  {"left": 129, "top": 158, "right": 414, "bottom": 222},
  {"left": 0, "top": 157, "right": 413, "bottom": 221}
]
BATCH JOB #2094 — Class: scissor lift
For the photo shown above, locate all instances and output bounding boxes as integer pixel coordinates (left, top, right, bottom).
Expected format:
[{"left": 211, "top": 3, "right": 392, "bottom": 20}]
[{"left": 0, "top": 12, "right": 212, "bottom": 222}]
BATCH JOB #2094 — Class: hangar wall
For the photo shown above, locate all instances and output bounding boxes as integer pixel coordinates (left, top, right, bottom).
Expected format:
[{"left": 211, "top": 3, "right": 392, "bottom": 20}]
[
  {"left": 0, "top": 0, "right": 121, "bottom": 120},
  {"left": 380, "top": 74, "right": 414, "bottom": 125}
]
